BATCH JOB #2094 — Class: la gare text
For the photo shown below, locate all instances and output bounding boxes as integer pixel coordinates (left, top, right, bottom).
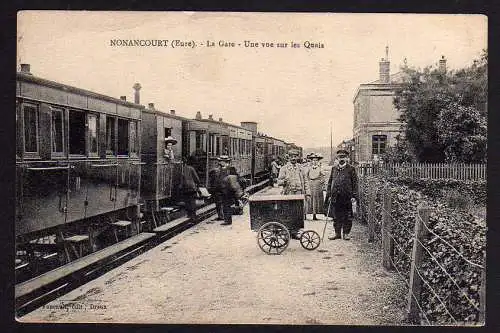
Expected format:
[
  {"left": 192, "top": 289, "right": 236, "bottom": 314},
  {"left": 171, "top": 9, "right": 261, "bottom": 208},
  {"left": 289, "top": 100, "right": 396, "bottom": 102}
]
[{"left": 109, "top": 39, "right": 324, "bottom": 49}]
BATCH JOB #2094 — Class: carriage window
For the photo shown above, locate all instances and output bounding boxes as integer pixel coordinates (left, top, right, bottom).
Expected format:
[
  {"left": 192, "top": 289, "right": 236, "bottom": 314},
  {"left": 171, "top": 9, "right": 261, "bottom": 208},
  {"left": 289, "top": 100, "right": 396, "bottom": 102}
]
[
  {"left": 51, "top": 108, "right": 64, "bottom": 154},
  {"left": 216, "top": 136, "right": 221, "bottom": 155},
  {"left": 69, "top": 110, "right": 86, "bottom": 155},
  {"left": 106, "top": 117, "right": 116, "bottom": 155},
  {"left": 88, "top": 114, "right": 98, "bottom": 155},
  {"left": 130, "top": 121, "right": 138, "bottom": 155},
  {"left": 117, "top": 118, "right": 129, "bottom": 155},
  {"left": 372, "top": 135, "right": 387, "bottom": 155},
  {"left": 23, "top": 104, "right": 38, "bottom": 153}
]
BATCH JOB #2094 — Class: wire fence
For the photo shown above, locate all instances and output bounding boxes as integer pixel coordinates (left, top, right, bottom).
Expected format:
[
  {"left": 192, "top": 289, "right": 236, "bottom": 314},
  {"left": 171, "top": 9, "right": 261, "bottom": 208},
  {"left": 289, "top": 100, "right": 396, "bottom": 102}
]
[{"left": 357, "top": 176, "right": 486, "bottom": 325}]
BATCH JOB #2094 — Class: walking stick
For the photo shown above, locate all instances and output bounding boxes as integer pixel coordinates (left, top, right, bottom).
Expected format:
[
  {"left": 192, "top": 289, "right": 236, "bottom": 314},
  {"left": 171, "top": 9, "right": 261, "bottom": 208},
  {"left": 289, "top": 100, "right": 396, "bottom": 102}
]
[{"left": 321, "top": 192, "right": 334, "bottom": 241}]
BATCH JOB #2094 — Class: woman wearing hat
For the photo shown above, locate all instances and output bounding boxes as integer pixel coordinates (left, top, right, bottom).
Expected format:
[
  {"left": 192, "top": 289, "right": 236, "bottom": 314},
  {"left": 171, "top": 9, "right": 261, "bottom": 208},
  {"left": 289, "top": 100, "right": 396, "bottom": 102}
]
[
  {"left": 164, "top": 136, "right": 178, "bottom": 161},
  {"left": 306, "top": 153, "right": 325, "bottom": 220}
]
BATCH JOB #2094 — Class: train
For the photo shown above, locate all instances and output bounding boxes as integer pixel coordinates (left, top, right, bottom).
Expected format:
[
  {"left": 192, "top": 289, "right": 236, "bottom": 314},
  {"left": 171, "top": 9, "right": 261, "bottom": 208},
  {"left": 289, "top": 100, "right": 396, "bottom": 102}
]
[{"left": 15, "top": 64, "right": 302, "bottom": 277}]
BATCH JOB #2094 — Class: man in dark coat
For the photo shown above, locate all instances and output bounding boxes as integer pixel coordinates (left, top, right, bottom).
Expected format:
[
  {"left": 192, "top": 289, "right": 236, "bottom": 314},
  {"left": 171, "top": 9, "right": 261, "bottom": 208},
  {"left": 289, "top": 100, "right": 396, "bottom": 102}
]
[
  {"left": 324, "top": 149, "right": 358, "bottom": 240},
  {"left": 208, "top": 157, "right": 229, "bottom": 220},
  {"left": 180, "top": 156, "right": 202, "bottom": 220}
]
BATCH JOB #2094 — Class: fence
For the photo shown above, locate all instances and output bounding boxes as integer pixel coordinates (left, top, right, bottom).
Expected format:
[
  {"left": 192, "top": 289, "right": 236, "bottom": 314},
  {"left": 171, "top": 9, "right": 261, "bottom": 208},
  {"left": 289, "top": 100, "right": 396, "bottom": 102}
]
[
  {"left": 359, "top": 184, "right": 486, "bottom": 325},
  {"left": 357, "top": 163, "right": 486, "bottom": 181}
]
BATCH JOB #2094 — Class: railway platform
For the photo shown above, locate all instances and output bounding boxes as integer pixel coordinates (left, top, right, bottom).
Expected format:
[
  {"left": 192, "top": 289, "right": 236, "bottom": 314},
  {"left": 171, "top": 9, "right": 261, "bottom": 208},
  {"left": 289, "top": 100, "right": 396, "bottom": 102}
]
[{"left": 20, "top": 186, "right": 406, "bottom": 325}]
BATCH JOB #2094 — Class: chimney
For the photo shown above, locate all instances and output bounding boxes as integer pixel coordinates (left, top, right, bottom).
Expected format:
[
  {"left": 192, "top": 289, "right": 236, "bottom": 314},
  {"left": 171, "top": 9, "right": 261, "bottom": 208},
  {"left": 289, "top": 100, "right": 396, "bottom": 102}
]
[
  {"left": 20, "top": 63, "right": 32, "bottom": 75},
  {"left": 219, "top": 117, "right": 223, "bottom": 122},
  {"left": 170, "top": 109, "right": 176, "bottom": 115},
  {"left": 208, "top": 114, "right": 214, "bottom": 121},
  {"left": 195, "top": 111, "right": 202, "bottom": 120},
  {"left": 148, "top": 103, "right": 155, "bottom": 110},
  {"left": 379, "top": 46, "right": 390, "bottom": 84},
  {"left": 120, "top": 96, "right": 127, "bottom": 101},
  {"left": 439, "top": 55, "right": 447, "bottom": 73},
  {"left": 241, "top": 121, "right": 258, "bottom": 133},
  {"left": 132, "top": 83, "right": 141, "bottom": 104}
]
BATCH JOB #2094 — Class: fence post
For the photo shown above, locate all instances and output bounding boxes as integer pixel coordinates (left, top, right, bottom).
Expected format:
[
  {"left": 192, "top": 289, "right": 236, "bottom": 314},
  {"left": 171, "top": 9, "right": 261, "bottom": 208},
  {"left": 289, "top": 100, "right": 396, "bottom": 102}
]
[
  {"left": 367, "top": 183, "right": 375, "bottom": 243},
  {"left": 381, "top": 187, "right": 394, "bottom": 270},
  {"left": 407, "top": 204, "right": 431, "bottom": 324},
  {"left": 479, "top": 252, "right": 486, "bottom": 323}
]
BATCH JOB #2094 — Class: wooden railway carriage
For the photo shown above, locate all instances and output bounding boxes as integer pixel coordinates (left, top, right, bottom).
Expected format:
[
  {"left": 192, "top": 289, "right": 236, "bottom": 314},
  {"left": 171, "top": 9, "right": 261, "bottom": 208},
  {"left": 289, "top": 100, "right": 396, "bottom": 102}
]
[
  {"left": 183, "top": 113, "right": 230, "bottom": 186},
  {"left": 140, "top": 106, "right": 184, "bottom": 212},
  {"left": 227, "top": 124, "right": 253, "bottom": 179},
  {"left": 16, "top": 68, "right": 143, "bottom": 266}
]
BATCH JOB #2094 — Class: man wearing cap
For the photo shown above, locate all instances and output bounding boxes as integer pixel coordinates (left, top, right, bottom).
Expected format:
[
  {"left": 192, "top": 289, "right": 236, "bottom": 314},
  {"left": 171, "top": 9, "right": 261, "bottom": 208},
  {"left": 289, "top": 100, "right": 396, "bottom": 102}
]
[
  {"left": 208, "top": 155, "right": 241, "bottom": 225},
  {"left": 164, "top": 136, "right": 178, "bottom": 162},
  {"left": 324, "top": 149, "right": 358, "bottom": 240}
]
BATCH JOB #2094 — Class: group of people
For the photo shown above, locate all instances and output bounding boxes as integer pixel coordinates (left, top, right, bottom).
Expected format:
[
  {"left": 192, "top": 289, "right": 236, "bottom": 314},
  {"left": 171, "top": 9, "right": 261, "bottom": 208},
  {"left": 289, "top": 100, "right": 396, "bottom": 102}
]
[{"left": 275, "top": 148, "right": 358, "bottom": 240}]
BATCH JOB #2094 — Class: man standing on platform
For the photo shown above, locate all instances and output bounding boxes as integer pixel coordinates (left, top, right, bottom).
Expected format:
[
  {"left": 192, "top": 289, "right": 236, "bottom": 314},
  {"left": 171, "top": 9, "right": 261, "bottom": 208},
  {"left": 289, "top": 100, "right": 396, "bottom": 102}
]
[
  {"left": 324, "top": 149, "right": 358, "bottom": 240},
  {"left": 277, "top": 149, "right": 310, "bottom": 238},
  {"left": 208, "top": 156, "right": 229, "bottom": 221}
]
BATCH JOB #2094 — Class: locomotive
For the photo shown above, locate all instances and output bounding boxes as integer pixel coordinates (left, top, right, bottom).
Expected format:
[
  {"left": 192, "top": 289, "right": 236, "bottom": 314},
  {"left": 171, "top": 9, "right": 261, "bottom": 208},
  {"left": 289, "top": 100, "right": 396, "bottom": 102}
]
[{"left": 15, "top": 64, "right": 301, "bottom": 277}]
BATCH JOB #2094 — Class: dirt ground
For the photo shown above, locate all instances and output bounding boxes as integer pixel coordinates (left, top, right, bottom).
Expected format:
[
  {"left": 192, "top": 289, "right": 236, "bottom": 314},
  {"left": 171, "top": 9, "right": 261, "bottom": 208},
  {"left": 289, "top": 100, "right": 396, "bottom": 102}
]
[{"left": 21, "top": 187, "right": 407, "bottom": 325}]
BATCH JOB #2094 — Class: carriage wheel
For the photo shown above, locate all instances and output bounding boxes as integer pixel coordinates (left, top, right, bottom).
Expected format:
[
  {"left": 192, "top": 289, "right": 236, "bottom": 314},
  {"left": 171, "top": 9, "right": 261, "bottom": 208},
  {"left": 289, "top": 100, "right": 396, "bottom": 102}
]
[
  {"left": 257, "top": 222, "right": 290, "bottom": 255},
  {"left": 300, "top": 230, "right": 321, "bottom": 250}
]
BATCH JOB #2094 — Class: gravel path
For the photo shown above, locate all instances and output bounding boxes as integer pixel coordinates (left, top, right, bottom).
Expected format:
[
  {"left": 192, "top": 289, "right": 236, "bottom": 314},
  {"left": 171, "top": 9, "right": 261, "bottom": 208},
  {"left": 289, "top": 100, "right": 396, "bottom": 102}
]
[{"left": 21, "top": 189, "right": 406, "bottom": 325}]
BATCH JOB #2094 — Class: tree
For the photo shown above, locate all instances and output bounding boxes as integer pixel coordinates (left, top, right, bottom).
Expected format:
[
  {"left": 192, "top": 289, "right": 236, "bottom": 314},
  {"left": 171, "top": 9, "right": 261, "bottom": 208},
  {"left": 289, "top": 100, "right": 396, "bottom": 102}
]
[{"left": 393, "top": 50, "right": 487, "bottom": 163}]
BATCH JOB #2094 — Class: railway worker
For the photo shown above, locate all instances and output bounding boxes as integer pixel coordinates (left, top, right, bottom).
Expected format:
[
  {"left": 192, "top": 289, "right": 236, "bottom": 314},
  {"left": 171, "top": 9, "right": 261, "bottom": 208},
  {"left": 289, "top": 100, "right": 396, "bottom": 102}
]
[
  {"left": 220, "top": 159, "right": 245, "bottom": 226},
  {"left": 164, "top": 136, "right": 178, "bottom": 162},
  {"left": 277, "top": 149, "right": 310, "bottom": 238},
  {"left": 180, "top": 155, "right": 202, "bottom": 221},
  {"left": 306, "top": 153, "right": 326, "bottom": 220},
  {"left": 324, "top": 149, "right": 358, "bottom": 240},
  {"left": 208, "top": 155, "right": 237, "bottom": 222}
]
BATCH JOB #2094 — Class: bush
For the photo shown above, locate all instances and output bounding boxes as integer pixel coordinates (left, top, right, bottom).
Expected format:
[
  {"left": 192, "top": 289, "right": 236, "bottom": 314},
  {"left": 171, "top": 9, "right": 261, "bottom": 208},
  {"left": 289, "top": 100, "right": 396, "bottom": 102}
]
[{"left": 358, "top": 175, "right": 486, "bottom": 324}]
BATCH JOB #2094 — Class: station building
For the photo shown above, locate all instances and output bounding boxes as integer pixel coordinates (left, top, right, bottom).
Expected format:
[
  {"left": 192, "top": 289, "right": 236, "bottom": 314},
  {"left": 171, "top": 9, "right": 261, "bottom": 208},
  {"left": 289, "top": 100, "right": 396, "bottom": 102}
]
[{"left": 352, "top": 47, "right": 447, "bottom": 163}]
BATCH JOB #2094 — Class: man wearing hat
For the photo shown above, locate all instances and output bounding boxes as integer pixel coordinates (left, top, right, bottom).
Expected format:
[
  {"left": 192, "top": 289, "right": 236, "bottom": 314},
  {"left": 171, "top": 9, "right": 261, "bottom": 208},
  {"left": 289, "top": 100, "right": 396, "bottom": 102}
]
[
  {"left": 277, "top": 149, "right": 311, "bottom": 237},
  {"left": 277, "top": 149, "right": 310, "bottom": 196},
  {"left": 324, "top": 149, "right": 358, "bottom": 240},
  {"left": 208, "top": 155, "right": 241, "bottom": 225},
  {"left": 164, "top": 136, "right": 178, "bottom": 161},
  {"left": 305, "top": 153, "right": 326, "bottom": 220}
]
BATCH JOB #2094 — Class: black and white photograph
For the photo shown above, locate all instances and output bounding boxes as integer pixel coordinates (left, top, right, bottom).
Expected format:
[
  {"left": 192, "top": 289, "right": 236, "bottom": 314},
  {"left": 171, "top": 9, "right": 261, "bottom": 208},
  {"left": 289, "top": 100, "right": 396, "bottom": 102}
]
[{"left": 15, "top": 11, "right": 487, "bottom": 326}]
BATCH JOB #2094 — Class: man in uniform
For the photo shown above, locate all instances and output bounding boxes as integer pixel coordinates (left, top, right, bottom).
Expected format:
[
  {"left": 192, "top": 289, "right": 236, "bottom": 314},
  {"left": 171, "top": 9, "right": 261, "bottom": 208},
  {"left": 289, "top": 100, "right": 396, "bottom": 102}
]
[
  {"left": 324, "top": 149, "right": 358, "bottom": 240},
  {"left": 277, "top": 149, "right": 310, "bottom": 238},
  {"left": 208, "top": 156, "right": 229, "bottom": 220}
]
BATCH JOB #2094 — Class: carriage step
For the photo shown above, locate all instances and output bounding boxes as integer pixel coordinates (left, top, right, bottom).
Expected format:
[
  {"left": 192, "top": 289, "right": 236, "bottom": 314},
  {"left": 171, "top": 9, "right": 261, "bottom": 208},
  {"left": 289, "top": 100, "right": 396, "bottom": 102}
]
[
  {"left": 64, "top": 235, "right": 90, "bottom": 243},
  {"left": 16, "top": 232, "right": 156, "bottom": 302},
  {"left": 111, "top": 220, "right": 132, "bottom": 228}
]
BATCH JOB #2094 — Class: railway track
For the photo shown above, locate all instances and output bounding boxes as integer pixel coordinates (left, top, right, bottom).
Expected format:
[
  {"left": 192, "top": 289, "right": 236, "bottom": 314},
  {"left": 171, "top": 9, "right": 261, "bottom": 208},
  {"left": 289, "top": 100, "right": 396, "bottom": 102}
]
[{"left": 15, "top": 179, "right": 270, "bottom": 317}]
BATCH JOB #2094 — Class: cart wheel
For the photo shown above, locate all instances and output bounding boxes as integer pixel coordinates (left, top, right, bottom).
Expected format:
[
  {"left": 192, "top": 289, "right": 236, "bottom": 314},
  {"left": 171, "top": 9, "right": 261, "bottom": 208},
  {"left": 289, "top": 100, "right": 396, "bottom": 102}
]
[
  {"left": 257, "top": 222, "right": 290, "bottom": 255},
  {"left": 300, "top": 230, "right": 321, "bottom": 250}
]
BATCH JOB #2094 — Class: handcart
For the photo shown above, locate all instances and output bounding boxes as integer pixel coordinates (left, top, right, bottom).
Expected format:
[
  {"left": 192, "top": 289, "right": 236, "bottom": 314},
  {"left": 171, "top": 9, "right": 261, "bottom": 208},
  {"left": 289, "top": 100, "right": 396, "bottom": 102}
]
[{"left": 248, "top": 194, "right": 321, "bottom": 254}]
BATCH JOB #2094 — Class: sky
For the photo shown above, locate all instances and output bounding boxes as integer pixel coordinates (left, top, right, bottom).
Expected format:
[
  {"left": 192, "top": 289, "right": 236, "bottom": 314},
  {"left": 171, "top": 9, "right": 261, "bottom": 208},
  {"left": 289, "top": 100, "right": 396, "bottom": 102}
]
[{"left": 17, "top": 12, "right": 487, "bottom": 148}]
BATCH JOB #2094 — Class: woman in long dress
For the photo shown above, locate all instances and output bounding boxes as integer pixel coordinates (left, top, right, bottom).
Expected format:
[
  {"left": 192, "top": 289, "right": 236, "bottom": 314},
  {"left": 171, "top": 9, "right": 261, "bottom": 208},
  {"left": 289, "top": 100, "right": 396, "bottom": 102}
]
[{"left": 306, "top": 153, "right": 325, "bottom": 220}]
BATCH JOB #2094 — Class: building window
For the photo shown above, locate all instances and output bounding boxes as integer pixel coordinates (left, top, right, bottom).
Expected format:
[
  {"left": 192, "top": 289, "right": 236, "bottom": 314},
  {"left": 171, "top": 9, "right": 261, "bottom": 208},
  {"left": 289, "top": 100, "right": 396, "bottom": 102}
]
[
  {"left": 88, "top": 114, "right": 98, "bottom": 155},
  {"left": 69, "top": 110, "right": 86, "bottom": 155},
  {"left": 195, "top": 131, "right": 204, "bottom": 151},
  {"left": 51, "top": 108, "right": 64, "bottom": 154},
  {"left": 23, "top": 104, "right": 39, "bottom": 154},
  {"left": 372, "top": 135, "right": 387, "bottom": 155},
  {"left": 117, "top": 118, "right": 129, "bottom": 156},
  {"left": 130, "top": 121, "right": 138, "bottom": 155},
  {"left": 106, "top": 117, "right": 116, "bottom": 155}
]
